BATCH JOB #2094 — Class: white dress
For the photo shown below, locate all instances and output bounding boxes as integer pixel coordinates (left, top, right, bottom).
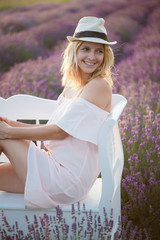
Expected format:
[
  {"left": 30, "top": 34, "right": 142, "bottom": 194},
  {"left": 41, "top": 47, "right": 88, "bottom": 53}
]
[{"left": 24, "top": 94, "right": 109, "bottom": 208}]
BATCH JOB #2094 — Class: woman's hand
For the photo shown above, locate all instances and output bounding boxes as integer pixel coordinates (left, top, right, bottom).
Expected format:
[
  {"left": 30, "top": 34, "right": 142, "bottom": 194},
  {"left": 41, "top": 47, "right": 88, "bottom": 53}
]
[
  {"left": 0, "top": 120, "right": 68, "bottom": 141},
  {"left": 0, "top": 116, "right": 38, "bottom": 128},
  {"left": 0, "top": 117, "right": 11, "bottom": 125},
  {"left": 0, "top": 120, "right": 11, "bottom": 139},
  {"left": 0, "top": 116, "right": 18, "bottom": 127}
]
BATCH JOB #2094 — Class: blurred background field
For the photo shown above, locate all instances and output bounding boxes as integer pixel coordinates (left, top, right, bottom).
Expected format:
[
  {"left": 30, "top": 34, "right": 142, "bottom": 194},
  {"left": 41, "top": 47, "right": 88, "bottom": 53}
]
[
  {"left": 0, "top": 0, "right": 72, "bottom": 11},
  {"left": 0, "top": 0, "right": 160, "bottom": 239}
]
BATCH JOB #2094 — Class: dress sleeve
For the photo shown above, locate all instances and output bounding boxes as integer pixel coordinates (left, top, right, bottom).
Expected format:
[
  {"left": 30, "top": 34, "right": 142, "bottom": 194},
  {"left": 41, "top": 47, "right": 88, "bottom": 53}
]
[{"left": 55, "top": 98, "right": 109, "bottom": 145}]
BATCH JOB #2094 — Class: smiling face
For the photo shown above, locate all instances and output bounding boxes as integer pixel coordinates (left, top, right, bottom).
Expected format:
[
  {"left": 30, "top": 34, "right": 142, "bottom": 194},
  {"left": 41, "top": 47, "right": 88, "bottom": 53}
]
[{"left": 77, "top": 41, "right": 104, "bottom": 82}]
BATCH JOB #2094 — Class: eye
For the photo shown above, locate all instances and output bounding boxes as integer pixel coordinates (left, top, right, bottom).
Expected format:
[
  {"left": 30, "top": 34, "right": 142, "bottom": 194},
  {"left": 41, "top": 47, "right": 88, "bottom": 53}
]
[
  {"left": 81, "top": 47, "right": 89, "bottom": 51},
  {"left": 97, "top": 49, "right": 104, "bottom": 54}
]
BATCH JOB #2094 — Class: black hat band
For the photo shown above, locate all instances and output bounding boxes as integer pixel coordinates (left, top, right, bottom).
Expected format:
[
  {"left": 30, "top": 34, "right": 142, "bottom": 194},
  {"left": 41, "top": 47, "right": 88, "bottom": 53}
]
[{"left": 74, "top": 31, "right": 109, "bottom": 41}]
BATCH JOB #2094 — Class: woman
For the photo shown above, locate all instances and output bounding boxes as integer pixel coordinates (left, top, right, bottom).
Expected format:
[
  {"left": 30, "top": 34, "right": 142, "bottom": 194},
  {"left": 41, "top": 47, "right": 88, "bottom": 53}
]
[{"left": 0, "top": 16, "right": 117, "bottom": 208}]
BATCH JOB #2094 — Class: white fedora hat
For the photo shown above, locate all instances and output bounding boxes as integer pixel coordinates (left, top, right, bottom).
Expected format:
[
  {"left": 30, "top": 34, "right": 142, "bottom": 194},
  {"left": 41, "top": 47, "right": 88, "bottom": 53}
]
[{"left": 67, "top": 16, "right": 117, "bottom": 45}]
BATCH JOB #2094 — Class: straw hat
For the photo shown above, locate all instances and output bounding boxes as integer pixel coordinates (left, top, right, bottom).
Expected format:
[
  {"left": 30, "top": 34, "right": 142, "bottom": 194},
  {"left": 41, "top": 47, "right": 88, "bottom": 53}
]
[{"left": 67, "top": 16, "right": 117, "bottom": 45}]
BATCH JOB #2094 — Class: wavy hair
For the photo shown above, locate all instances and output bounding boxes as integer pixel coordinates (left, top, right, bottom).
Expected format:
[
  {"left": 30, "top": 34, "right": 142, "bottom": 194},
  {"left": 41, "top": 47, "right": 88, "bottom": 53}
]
[{"left": 60, "top": 40, "right": 115, "bottom": 88}]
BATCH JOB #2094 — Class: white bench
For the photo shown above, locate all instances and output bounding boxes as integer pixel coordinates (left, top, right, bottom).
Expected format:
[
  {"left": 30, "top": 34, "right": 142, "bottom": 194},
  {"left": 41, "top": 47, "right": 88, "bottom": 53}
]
[{"left": 0, "top": 94, "right": 127, "bottom": 238}]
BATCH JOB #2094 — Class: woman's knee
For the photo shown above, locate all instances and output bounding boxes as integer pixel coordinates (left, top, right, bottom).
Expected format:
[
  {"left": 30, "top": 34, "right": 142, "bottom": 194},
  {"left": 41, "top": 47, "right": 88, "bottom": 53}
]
[
  {"left": 0, "top": 146, "right": 2, "bottom": 155},
  {"left": 0, "top": 140, "right": 4, "bottom": 152},
  {"left": 0, "top": 139, "right": 14, "bottom": 153},
  {"left": 0, "top": 139, "right": 30, "bottom": 184},
  {"left": 0, "top": 139, "right": 9, "bottom": 148},
  {"left": 0, "top": 139, "right": 30, "bottom": 147},
  {"left": 0, "top": 139, "right": 30, "bottom": 163}
]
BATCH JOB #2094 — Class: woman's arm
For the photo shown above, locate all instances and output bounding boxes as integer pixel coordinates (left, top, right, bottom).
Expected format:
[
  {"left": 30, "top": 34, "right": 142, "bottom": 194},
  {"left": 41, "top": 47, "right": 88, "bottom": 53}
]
[
  {"left": 0, "top": 121, "right": 68, "bottom": 141},
  {"left": 0, "top": 117, "right": 41, "bottom": 128}
]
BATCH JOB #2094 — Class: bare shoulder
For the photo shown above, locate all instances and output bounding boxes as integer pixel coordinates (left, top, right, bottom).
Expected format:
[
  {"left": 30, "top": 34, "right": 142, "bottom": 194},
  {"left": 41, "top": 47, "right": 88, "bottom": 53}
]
[
  {"left": 86, "top": 78, "right": 111, "bottom": 93},
  {"left": 80, "top": 78, "right": 112, "bottom": 112}
]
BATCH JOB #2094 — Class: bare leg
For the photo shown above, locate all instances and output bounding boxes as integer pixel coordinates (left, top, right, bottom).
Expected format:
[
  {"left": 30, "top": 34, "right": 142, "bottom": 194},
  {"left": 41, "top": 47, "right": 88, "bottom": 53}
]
[
  {"left": 0, "top": 145, "right": 2, "bottom": 156},
  {"left": 0, "top": 139, "right": 30, "bottom": 192},
  {"left": 0, "top": 163, "right": 24, "bottom": 193}
]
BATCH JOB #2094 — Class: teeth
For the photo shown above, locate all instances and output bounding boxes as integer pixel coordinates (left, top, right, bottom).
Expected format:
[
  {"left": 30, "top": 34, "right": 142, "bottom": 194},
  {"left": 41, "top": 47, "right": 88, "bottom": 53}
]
[{"left": 84, "top": 61, "right": 95, "bottom": 66}]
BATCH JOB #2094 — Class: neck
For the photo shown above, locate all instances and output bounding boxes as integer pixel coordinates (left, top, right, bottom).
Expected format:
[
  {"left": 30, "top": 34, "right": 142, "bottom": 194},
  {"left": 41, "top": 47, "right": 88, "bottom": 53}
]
[{"left": 80, "top": 73, "right": 91, "bottom": 85}]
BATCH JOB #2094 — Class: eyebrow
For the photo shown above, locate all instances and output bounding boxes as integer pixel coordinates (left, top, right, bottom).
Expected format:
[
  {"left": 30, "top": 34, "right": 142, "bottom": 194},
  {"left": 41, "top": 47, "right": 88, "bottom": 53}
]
[
  {"left": 96, "top": 47, "right": 104, "bottom": 50},
  {"left": 81, "top": 45, "right": 104, "bottom": 50}
]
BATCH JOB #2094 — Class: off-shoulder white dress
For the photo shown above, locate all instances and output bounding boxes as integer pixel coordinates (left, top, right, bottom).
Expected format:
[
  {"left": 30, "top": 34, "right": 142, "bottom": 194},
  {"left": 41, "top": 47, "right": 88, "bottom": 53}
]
[{"left": 24, "top": 94, "right": 109, "bottom": 208}]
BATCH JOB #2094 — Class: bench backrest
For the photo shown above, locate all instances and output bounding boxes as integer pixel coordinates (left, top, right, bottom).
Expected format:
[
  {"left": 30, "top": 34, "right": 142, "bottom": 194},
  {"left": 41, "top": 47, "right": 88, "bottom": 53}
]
[
  {"left": 98, "top": 94, "right": 127, "bottom": 231},
  {"left": 0, "top": 94, "right": 56, "bottom": 120}
]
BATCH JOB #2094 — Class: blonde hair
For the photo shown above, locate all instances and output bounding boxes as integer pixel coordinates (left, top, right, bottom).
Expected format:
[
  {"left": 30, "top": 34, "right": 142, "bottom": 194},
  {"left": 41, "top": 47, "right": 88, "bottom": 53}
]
[{"left": 60, "top": 40, "right": 115, "bottom": 88}]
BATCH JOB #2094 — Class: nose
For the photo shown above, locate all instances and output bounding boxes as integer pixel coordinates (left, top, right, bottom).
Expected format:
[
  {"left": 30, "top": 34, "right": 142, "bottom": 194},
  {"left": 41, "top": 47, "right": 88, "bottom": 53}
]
[{"left": 88, "top": 50, "right": 95, "bottom": 60}]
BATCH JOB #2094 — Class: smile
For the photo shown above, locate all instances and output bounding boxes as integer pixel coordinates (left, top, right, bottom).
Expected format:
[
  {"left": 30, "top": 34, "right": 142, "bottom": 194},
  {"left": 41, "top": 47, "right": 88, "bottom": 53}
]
[{"left": 83, "top": 61, "right": 96, "bottom": 66}]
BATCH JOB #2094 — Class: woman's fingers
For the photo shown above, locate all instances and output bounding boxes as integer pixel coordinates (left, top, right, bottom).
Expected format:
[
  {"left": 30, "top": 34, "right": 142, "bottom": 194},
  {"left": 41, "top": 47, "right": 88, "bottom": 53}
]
[
  {"left": 0, "top": 120, "right": 10, "bottom": 139},
  {"left": 0, "top": 117, "right": 8, "bottom": 122}
]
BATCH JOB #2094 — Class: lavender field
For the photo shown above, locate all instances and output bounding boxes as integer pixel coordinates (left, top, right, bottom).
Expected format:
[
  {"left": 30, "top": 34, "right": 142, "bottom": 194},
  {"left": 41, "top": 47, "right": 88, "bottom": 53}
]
[{"left": 0, "top": 0, "right": 160, "bottom": 239}]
